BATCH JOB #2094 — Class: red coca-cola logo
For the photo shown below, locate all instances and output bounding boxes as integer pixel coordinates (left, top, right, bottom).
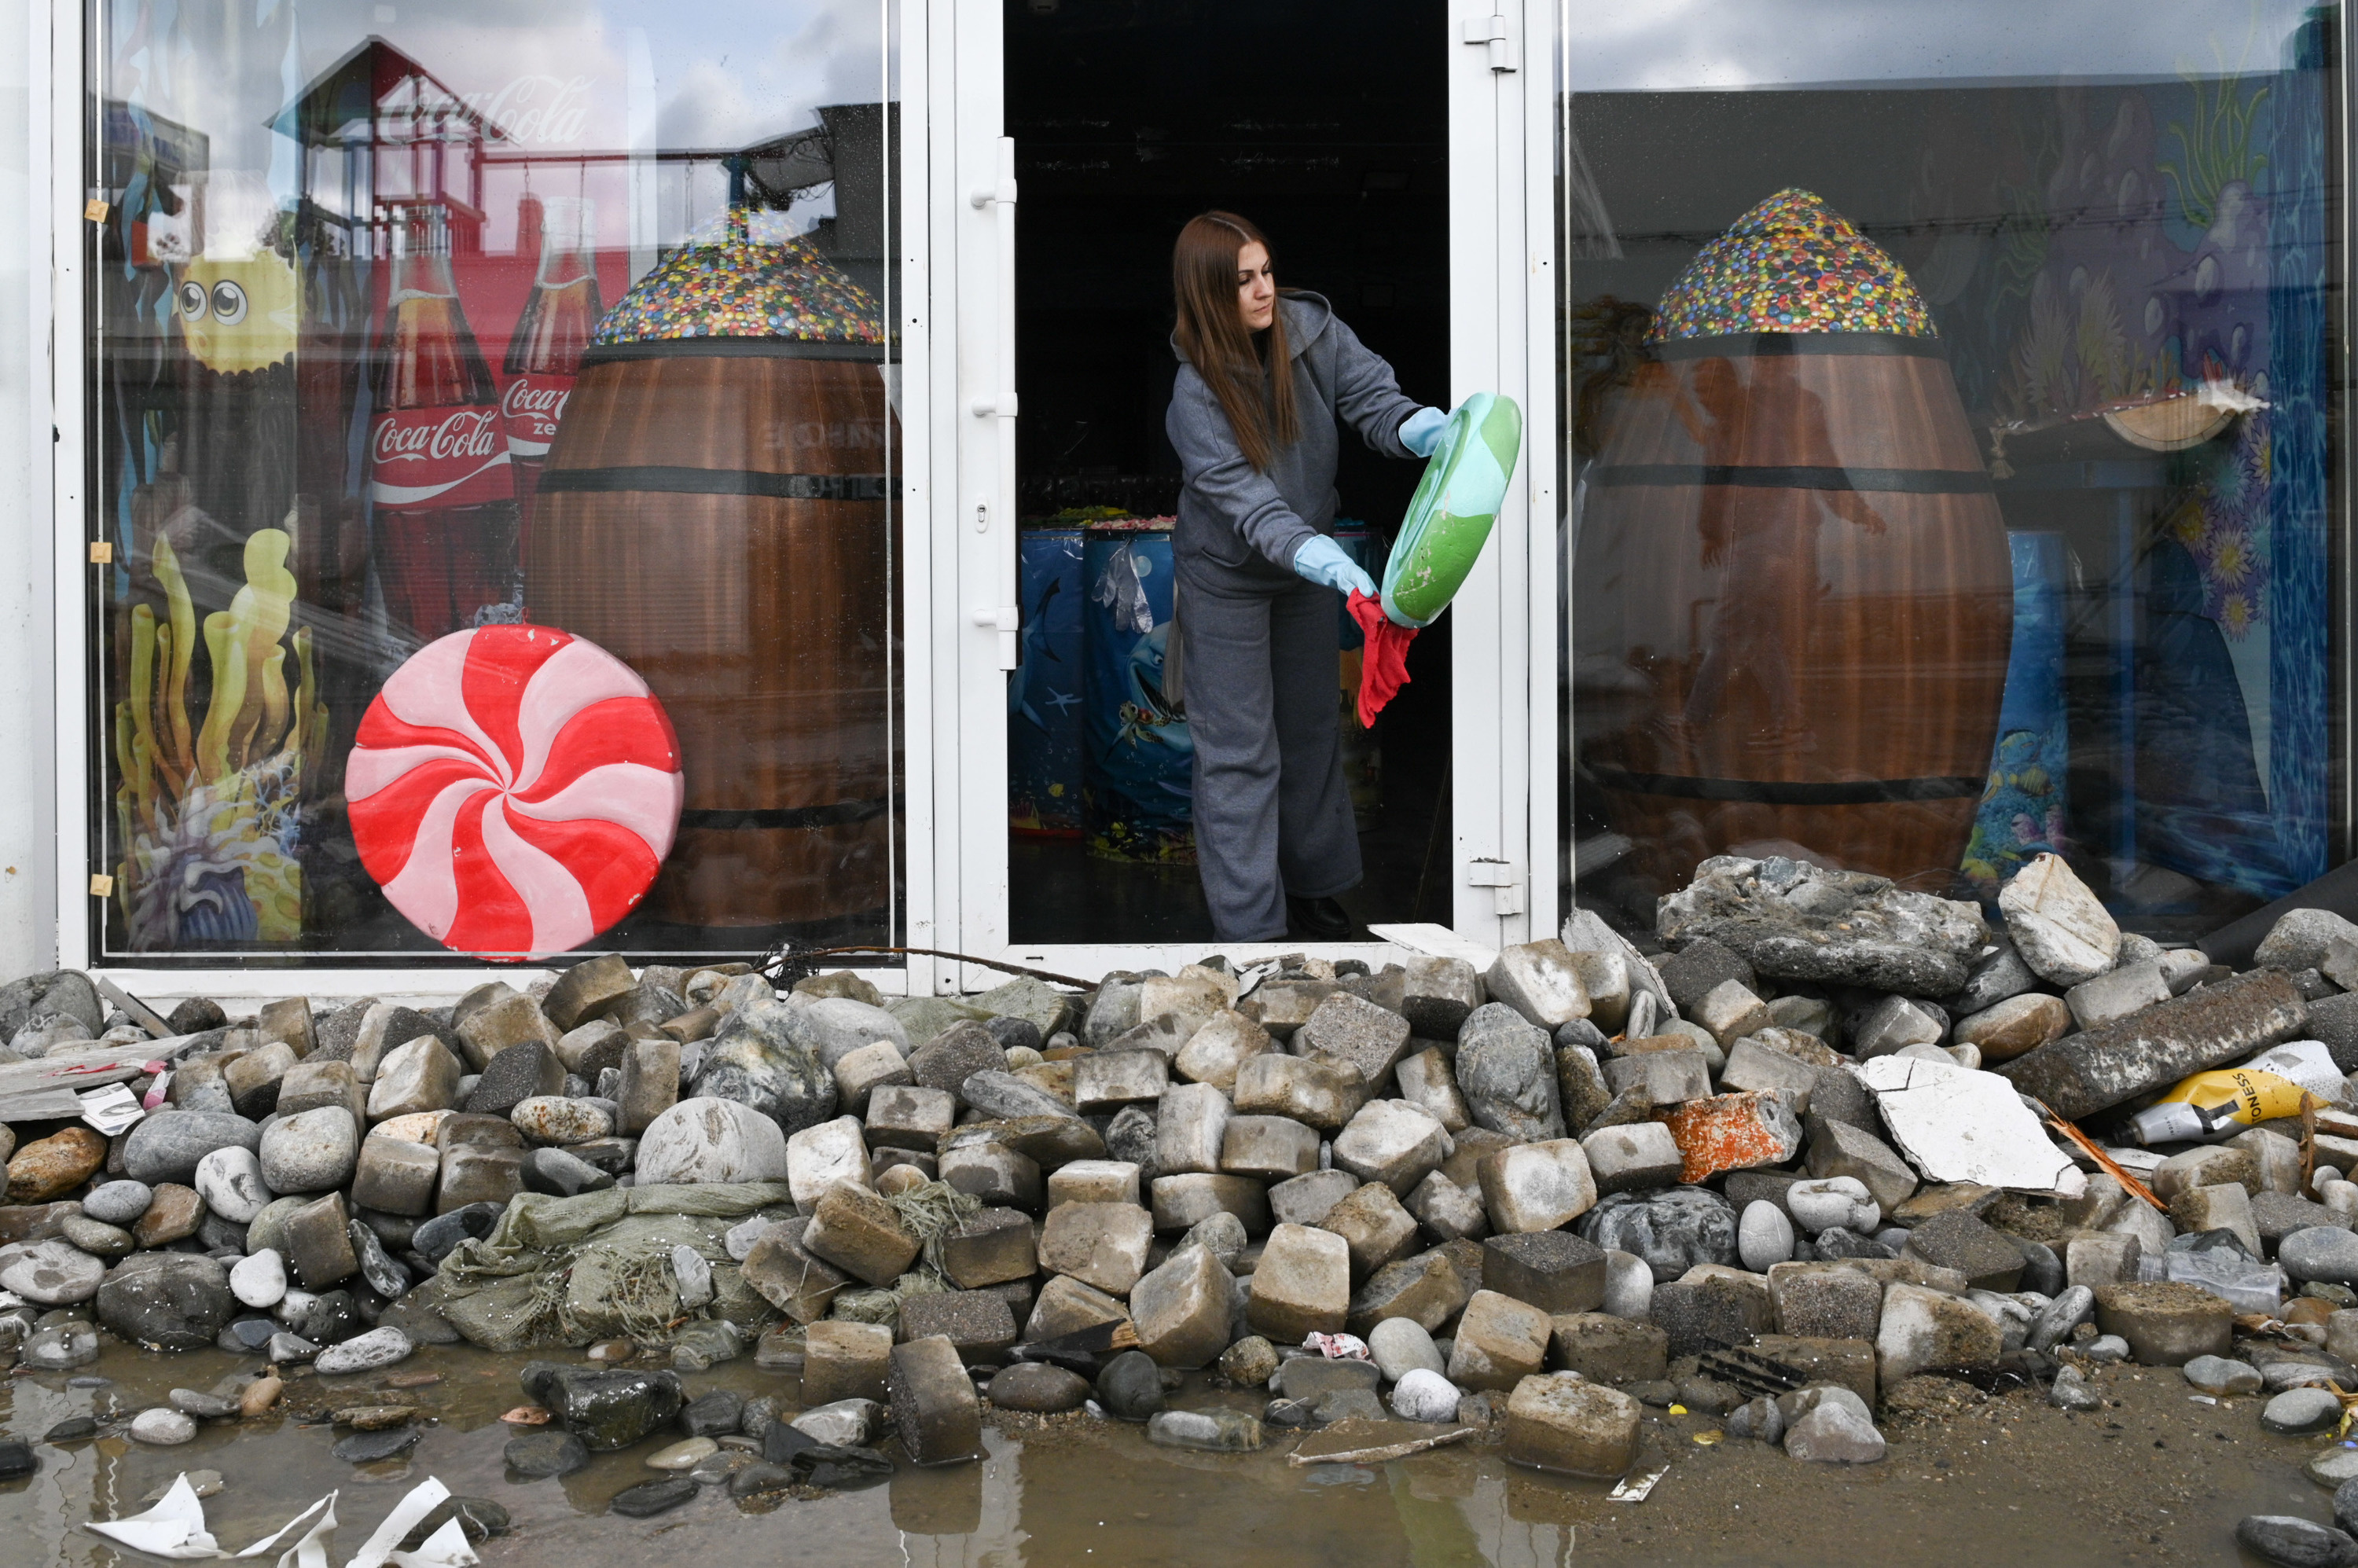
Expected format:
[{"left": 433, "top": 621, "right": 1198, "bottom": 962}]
[
  {"left": 501, "top": 373, "right": 575, "bottom": 456},
  {"left": 370, "top": 406, "right": 516, "bottom": 511}
]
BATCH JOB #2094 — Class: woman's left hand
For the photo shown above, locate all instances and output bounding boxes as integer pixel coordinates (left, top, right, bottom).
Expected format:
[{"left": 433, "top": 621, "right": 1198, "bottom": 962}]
[{"left": 1401, "top": 406, "right": 1448, "bottom": 457}]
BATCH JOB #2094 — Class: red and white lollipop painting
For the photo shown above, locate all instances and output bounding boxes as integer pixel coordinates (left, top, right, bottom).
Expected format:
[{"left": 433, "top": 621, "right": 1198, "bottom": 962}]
[{"left": 348, "top": 625, "right": 683, "bottom": 956}]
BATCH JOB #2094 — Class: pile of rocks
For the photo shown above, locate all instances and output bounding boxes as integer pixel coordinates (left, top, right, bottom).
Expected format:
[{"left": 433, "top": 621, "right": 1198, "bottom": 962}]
[{"left": 13, "top": 849, "right": 2358, "bottom": 1526}]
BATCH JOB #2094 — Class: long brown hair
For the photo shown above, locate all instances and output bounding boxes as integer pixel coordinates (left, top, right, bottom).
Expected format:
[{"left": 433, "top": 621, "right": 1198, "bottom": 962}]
[{"left": 1172, "top": 211, "right": 1298, "bottom": 472}]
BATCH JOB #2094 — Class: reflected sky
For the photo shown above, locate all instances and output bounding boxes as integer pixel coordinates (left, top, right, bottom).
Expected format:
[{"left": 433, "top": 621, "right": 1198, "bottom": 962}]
[{"left": 1563, "top": 0, "right": 2321, "bottom": 92}]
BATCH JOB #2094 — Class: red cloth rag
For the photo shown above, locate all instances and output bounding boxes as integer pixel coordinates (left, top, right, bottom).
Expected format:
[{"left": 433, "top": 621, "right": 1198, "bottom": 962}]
[{"left": 1346, "top": 590, "right": 1418, "bottom": 727}]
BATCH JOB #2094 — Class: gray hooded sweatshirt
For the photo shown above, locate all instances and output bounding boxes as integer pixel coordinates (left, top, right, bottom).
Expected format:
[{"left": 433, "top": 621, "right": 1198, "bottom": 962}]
[{"left": 1166, "top": 291, "right": 1423, "bottom": 584}]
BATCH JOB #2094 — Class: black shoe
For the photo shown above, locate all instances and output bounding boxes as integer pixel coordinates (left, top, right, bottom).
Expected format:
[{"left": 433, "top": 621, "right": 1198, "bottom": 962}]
[{"left": 1287, "top": 895, "right": 1355, "bottom": 941}]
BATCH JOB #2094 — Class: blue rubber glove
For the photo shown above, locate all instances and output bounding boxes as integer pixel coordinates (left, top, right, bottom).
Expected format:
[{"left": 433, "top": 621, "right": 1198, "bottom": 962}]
[
  {"left": 1292, "top": 535, "right": 1379, "bottom": 599},
  {"left": 1400, "top": 406, "right": 1449, "bottom": 457}
]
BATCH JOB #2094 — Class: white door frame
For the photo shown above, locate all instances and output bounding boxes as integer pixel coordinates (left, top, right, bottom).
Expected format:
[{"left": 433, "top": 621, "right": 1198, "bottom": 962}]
[{"left": 942, "top": 0, "right": 1561, "bottom": 986}]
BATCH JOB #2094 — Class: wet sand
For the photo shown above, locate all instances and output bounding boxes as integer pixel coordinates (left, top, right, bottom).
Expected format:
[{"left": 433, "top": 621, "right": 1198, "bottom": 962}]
[{"left": 0, "top": 1339, "right": 2324, "bottom": 1566}]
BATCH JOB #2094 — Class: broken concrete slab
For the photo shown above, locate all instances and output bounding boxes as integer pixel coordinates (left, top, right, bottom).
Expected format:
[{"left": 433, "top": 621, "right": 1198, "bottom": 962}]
[{"left": 1995, "top": 969, "right": 2308, "bottom": 1119}]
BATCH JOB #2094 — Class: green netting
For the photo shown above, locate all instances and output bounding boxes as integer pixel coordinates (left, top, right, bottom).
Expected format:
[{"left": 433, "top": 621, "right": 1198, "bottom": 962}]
[
  {"left": 823, "top": 1180, "right": 980, "bottom": 1323},
  {"left": 435, "top": 1181, "right": 795, "bottom": 1351}
]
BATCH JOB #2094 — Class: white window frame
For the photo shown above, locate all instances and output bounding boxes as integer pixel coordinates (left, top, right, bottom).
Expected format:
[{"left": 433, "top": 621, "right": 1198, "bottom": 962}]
[
  {"left": 24, "top": 0, "right": 1563, "bottom": 998},
  {"left": 39, "top": 0, "right": 939, "bottom": 1002}
]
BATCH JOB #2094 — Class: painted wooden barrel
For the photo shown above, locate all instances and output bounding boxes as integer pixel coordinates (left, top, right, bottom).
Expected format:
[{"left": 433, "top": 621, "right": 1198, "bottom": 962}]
[
  {"left": 525, "top": 340, "right": 894, "bottom": 927},
  {"left": 1574, "top": 332, "right": 2013, "bottom": 891}
]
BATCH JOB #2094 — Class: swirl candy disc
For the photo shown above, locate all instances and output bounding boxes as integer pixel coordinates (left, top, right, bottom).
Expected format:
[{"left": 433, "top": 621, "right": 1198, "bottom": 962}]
[{"left": 348, "top": 626, "right": 683, "bottom": 956}]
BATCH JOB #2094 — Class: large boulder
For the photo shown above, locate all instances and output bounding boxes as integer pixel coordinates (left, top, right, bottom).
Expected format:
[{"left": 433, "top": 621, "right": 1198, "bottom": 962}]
[
  {"left": 1455, "top": 1005, "right": 1566, "bottom": 1141},
  {"left": 1576, "top": 1188, "right": 1739, "bottom": 1283},
  {"left": 123, "top": 1111, "right": 263, "bottom": 1186},
  {"left": 1656, "top": 855, "right": 1987, "bottom": 997},
  {"left": 519, "top": 1362, "right": 686, "bottom": 1450},
  {"left": 635, "top": 1097, "right": 791, "bottom": 1184},
  {"left": 96, "top": 1254, "right": 236, "bottom": 1351},
  {"left": 693, "top": 1001, "right": 838, "bottom": 1136}
]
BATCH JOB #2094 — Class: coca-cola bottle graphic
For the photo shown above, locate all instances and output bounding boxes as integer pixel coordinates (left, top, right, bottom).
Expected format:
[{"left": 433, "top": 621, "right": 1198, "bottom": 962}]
[
  {"left": 369, "top": 204, "right": 516, "bottom": 641},
  {"left": 502, "top": 195, "right": 601, "bottom": 524}
]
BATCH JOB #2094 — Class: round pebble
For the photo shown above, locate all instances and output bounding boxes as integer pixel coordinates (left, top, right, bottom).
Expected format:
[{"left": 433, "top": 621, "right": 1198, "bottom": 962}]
[
  {"left": 332, "top": 1427, "right": 421, "bottom": 1463},
  {"left": 1368, "top": 1318, "right": 1445, "bottom": 1383},
  {"left": 505, "top": 1430, "right": 589, "bottom": 1478},
  {"left": 314, "top": 1327, "right": 413, "bottom": 1376},
  {"left": 2183, "top": 1355, "right": 2264, "bottom": 1397},
  {"left": 2238, "top": 1515, "right": 2358, "bottom": 1568},
  {"left": 645, "top": 1438, "right": 718, "bottom": 1471},
  {"left": 80, "top": 1181, "right": 153, "bottom": 1225},
  {"left": 2283, "top": 1228, "right": 2358, "bottom": 1286},
  {"left": 986, "top": 1363, "right": 1090, "bottom": 1413},
  {"left": 2264, "top": 1386, "right": 2346, "bottom": 1435},
  {"left": 231, "top": 1249, "right": 288, "bottom": 1309},
  {"left": 609, "top": 1476, "right": 697, "bottom": 1518},
  {"left": 1390, "top": 1369, "right": 1461, "bottom": 1423},
  {"left": 1737, "top": 1200, "right": 1795, "bottom": 1271},
  {"left": 129, "top": 1408, "right": 197, "bottom": 1446},
  {"left": 2309, "top": 1447, "right": 2358, "bottom": 1489},
  {"left": 1787, "top": 1177, "right": 1879, "bottom": 1236}
]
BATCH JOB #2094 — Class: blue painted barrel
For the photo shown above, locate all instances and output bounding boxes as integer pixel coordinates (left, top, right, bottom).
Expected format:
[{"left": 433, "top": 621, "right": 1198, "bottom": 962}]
[
  {"left": 1010, "top": 526, "right": 1087, "bottom": 836},
  {"left": 1333, "top": 521, "right": 1387, "bottom": 830},
  {"left": 1083, "top": 519, "right": 1194, "bottom": 862},
  {"left": 1963, "top": 530, "right": 2068, "bottom": 898}
]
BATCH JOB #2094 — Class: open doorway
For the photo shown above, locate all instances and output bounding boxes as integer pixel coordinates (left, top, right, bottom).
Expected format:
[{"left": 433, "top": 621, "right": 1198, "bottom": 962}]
[{"left": 1004, "top": 0, "right": 1451, "bottom": 945}]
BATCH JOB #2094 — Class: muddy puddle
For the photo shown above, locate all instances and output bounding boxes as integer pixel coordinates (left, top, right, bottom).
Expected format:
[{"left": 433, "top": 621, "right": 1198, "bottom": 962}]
[{"left": 0, "top": 1339, "right": 2329, "bottom": 1566}]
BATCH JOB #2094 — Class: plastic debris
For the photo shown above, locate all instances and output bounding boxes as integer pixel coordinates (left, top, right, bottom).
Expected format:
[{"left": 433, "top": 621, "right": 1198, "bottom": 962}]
[
  {"left": 1304, "top": 1332, "right": 1371, "bottom": 1361},
  {"left": 1609, "top": 1465, "right": 1669, "bottom": 1502},
  {"left": 83, "top": 1476, "right": 472, "bottom": 1568}
]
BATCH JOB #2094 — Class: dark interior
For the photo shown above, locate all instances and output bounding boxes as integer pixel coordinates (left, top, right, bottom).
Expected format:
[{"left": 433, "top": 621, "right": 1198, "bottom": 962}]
[{"left": 1005, "top": 0, "right": 1454, "bottom": 944}]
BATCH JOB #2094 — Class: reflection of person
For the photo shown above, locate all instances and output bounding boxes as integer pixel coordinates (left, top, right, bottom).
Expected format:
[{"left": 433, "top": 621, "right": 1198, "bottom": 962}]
[
  {"left": 1166, "top": 211, "right": 1444, "bottom": 942},
  {"left": 1675, "top": 354, "right": 1884, "bottom": 749}
]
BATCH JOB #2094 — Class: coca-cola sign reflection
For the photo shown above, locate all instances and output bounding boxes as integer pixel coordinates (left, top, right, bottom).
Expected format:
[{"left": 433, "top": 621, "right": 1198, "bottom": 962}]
[
  {"left": 369, "top": 406, "right": 512, "bottom": 509},
  {"left": 464, "top": 75, "right": 594, "bottom": 148},
  {"left": 500, "top": 376, "right": 571, "bottom": 455}
]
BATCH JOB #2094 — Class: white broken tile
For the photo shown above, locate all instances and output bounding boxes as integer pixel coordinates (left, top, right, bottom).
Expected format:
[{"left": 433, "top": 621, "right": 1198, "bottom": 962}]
[{"left": 1857, "top": 1054, "right": 2083, "bottom": 1195}]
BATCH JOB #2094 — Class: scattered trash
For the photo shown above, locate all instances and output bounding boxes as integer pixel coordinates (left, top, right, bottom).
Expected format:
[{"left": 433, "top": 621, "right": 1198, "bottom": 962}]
[
  {"left": 1609, "top": 1466, "right": 1669, "bottom": 1502},
  {"left": 77, "top": 1081, "right": 146, "bottom": 1135},
  {"left": 83, "top": 1475, "right": 472, "bottom": 1567},
  {"left": 1303, "top": 1332, "right": 1370, "bottom": 1361},
  {"left": 86, "top": 1474, "right": 335, "bottom": 1562},
  {"left": 1284, "top": 1424, "right": 1471, "bottom": 1466},
  {"left": 2127, "top": 1040, "right": 2343, "bottom": 1144}
]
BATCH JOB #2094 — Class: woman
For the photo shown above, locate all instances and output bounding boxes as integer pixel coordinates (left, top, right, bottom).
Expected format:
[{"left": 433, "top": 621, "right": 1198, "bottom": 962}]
[{"left": 1166, "top": 211, "right": 1445, "bottom": 942}]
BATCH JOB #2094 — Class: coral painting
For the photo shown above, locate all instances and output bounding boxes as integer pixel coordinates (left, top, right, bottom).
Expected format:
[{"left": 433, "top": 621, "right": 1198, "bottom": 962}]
[{"left": 113, "top": 527, "right": 325, "bottom": 947}]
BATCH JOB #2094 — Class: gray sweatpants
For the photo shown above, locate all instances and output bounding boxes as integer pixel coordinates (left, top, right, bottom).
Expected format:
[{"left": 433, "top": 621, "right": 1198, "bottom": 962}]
[{"left": 1177, "top": 560, "right": 1363, "bottom": 941}]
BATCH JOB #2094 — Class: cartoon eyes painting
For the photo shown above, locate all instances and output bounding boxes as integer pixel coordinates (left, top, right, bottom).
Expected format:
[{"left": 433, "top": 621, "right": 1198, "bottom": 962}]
[{"left": 173, "top": 254, "right": 296, "bottom": 373}]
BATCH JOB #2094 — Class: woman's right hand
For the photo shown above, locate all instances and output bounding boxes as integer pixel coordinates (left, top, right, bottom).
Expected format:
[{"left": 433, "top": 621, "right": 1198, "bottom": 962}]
[{"left": 1292, "top": 536, "right": 1379, "bottom": 599}]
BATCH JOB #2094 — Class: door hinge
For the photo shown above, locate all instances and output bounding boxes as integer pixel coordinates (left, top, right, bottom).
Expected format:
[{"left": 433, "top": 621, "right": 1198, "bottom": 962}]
[
  {"left": 1466, "top": 858, "right": 1526, "bottom": 916},
  {"left": 88, "top": 540, "right": 114, "bottom": 564},
  {"left": 1463, "top": 14, "right": 1519, "bottom": 72}
]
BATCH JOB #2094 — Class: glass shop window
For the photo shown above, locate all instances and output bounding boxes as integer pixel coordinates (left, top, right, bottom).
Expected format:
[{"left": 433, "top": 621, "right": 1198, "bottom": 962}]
[
  {"left": 89, "top": 1, "right": 902, "bottom": 963},
  {"left": 1559, "top": 0, "right": 2345, "bottom": 940}
]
